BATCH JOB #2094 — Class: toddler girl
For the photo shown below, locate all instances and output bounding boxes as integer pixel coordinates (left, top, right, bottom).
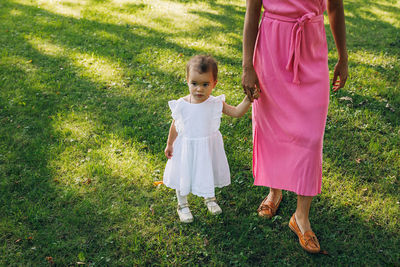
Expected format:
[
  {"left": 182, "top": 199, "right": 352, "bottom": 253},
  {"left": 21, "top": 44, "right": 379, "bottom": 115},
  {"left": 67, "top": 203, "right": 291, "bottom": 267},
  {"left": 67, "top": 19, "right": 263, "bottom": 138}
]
[{"left": 163, "top": 55, "right": 252, "bottom": 223}]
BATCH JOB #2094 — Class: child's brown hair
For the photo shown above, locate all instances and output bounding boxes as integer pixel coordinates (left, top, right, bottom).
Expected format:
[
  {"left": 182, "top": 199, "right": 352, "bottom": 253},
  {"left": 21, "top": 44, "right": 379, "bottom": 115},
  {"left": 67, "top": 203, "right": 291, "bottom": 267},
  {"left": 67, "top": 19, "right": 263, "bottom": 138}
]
[{"left": 186, "top": 55, "right": 218, "bottom": 81}]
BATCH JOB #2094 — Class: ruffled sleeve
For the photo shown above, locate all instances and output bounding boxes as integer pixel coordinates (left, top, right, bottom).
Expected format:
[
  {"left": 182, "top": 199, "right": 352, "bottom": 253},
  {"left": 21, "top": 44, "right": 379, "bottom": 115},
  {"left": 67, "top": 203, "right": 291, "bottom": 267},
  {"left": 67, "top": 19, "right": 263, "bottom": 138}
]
[
  {"left": 215, "top": 94, "right": 225, "bottom": 103},
  {"left": 214, "top": 94, "right": 225, "bottom": 114},
  {"left": 168, "top": 100, "right": 178, "bottom": 120},
  {"left": 208, "top": 95, "right": 224, "bottom": 132}
]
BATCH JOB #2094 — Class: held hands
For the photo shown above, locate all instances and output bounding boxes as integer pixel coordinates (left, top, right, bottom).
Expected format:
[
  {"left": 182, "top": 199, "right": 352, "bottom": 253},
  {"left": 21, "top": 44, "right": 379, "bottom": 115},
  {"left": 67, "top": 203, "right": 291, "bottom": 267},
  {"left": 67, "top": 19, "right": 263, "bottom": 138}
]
[
  {"left": 332, "top": 59, "right": 348, "bottom": 91},
  {"left": 242, "top": 66, "right": 260, "bottom": 102},
  {"left": 242, "top": 59, "right": 348, "bottom": 93},
  {"left": 164, "top": 145, "right": 173, "bottom": 159}
]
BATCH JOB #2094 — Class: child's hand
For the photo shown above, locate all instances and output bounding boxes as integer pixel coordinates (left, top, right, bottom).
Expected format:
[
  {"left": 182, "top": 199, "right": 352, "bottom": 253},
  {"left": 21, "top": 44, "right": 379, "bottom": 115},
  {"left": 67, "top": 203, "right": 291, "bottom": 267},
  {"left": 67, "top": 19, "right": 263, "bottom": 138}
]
[
  {"left": 164, "top": 145, "right": 173, "bottom": 159},
  {"left": 252, "top": 87, "right": 260, "bottom": 99}
]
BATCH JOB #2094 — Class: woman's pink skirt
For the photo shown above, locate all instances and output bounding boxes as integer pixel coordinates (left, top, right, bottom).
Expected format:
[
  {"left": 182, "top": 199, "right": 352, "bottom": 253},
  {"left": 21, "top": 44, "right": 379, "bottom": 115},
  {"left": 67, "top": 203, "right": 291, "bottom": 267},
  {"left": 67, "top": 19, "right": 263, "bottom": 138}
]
[{"left": 253, "top": 11, "right": 330, "bottom": 196}]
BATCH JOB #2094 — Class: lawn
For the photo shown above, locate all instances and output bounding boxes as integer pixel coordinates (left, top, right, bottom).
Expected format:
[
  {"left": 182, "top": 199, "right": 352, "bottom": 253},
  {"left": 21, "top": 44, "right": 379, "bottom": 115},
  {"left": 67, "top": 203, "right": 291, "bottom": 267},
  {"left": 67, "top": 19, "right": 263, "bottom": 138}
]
[{"left": 0, "top": 0, "right": 399, "bottom": 265}]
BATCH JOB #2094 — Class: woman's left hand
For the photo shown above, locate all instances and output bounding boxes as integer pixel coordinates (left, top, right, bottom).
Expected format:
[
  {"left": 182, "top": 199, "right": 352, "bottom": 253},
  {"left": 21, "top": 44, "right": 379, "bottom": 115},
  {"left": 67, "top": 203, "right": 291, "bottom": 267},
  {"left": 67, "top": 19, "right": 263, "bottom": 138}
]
[
  {"left": 332, "top": 59, "right": 348, "bottom": 91},
  {"left": 242, "top": 66, "right": 260, "bottom": 101}
]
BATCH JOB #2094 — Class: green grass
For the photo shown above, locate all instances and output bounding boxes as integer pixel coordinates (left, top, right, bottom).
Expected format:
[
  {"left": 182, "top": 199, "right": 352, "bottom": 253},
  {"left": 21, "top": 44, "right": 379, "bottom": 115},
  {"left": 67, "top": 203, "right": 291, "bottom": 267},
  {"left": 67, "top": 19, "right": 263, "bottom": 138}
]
[{"left": 0, "top": 0, "right": 399, "bottom": 265}]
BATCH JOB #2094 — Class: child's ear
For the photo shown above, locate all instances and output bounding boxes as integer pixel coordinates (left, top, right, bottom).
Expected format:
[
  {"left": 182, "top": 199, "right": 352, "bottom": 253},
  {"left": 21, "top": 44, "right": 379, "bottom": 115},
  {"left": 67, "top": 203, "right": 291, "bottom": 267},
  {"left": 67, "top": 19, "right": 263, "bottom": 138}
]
[{"left": 213, "top": 79, "right": 218, "bottom": 87}]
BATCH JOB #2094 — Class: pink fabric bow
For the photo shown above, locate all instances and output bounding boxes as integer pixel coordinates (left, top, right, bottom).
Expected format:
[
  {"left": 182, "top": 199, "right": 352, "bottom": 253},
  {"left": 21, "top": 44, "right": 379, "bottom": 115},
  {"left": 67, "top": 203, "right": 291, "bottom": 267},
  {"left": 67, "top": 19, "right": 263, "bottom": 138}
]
[{"left": 286, "top": 13, "right": 317, "bottom": 84}]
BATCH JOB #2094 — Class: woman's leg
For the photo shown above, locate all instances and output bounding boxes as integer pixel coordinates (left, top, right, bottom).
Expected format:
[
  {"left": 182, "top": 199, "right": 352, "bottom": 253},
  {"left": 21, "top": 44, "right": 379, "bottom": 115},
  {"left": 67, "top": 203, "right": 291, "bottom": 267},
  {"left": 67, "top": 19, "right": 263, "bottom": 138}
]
[
  {"left": 258, "top": 187, "right": 283, "bottom": 218},
  {"left": 289, "top": 195, "right": 320, "bottom": 253},
  {"left": 263, "top": 188, "right": 282, "bottom": 204},
  {"left": 294, "top": 195, "right": 313, "bottom": 233}
]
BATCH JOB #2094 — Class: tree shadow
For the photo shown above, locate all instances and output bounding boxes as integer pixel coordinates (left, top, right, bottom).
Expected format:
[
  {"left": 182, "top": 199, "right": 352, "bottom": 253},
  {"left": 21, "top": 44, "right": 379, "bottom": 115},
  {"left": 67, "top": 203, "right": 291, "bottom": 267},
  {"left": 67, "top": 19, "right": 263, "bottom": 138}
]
[
  {"left": 325, "top": 0, "right": 400, "bottom": 53},
  {"left": 184, "top": 189, "right": 399, "bottom": 265},
  {"left": 0, "top": 0, "right": 197, "bottom": 264}
]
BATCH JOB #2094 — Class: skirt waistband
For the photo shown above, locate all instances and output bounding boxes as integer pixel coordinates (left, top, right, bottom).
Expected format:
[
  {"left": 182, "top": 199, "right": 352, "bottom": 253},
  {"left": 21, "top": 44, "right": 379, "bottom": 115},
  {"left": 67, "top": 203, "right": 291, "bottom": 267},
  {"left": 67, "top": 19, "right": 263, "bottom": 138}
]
[
  {"left": 262, "top": 12, "right": 323, "bottom": 24},
  {"left": 180, "top": 131, "right": 220, "bottom": 141},
  {"left": 262, "top": 12, "right": 324, "bottom": 84}
]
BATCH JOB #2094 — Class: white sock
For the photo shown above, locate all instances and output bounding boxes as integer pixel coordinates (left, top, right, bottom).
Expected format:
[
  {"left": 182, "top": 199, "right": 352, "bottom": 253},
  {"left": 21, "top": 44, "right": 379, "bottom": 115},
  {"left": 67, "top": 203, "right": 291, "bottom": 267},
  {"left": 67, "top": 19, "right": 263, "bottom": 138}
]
[{"left": 176, "top": 190, "right": 190, "bottom": 213}]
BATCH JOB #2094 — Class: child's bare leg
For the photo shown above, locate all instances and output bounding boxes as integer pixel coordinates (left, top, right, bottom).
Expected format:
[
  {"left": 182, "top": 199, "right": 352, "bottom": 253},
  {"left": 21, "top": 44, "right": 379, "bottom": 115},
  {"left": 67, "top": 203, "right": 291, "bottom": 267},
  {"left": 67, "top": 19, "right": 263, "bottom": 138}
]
[
  {"left": 258, "top": 187, "right": 282, "bottom": 218},
  {"left": 294, "top": 195, "right": 312, "bottom": 233}
]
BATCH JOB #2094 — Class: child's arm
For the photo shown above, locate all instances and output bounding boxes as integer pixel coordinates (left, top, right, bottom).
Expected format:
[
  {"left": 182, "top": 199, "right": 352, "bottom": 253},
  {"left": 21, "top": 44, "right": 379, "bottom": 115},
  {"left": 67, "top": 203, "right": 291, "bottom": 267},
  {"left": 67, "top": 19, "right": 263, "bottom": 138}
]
[
  {"left": 222, "top": 95, "right": 252, "bottom": 118},
  {"left": 164, "top": 120, "right": 178, "bottom": 159}
]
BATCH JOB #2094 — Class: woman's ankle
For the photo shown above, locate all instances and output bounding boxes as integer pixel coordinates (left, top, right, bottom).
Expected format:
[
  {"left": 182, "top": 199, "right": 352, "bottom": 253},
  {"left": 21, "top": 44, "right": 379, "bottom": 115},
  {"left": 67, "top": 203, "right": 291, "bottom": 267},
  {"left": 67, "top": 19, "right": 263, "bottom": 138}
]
[
  {"left": 270, "top": 188, "right": 282, "bottom": 195},
  {"left": 295, "top": 211, "right": 307, "bottom": 221},
  {"left": 294, "top": 212, "right": 311, "bottom": 233},
  {"left": 267, "top": 188, "right": 282, "bottom": 201}
]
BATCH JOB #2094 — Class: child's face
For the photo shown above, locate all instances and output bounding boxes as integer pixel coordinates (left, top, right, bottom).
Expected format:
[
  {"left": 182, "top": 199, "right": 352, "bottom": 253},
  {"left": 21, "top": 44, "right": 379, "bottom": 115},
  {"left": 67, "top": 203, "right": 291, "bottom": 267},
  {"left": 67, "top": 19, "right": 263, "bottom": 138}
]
[{"left": 187, "top": 69, "right": 217, "bottom": 103}]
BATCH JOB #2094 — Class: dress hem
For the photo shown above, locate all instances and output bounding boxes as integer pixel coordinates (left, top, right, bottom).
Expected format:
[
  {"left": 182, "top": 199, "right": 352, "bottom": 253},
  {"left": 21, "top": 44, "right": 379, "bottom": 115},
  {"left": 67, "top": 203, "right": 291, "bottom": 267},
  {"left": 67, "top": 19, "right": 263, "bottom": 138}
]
[
  {"left": 253, "top": 181, "right": 320, "bottom": 197},
  {"left": 164, "top": 182, "right": 231, "bottom": 198}
]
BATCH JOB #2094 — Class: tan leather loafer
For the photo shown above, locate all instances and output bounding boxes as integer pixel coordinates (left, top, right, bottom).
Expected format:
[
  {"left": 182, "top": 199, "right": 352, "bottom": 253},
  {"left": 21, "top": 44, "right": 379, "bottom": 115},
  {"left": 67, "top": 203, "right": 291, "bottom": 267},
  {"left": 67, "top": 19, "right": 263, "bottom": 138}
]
[
  {"left": 289, "top": 214, "right": 320, "bottom": 253},
  {"left": 257, "top": 194, "right": 282, "bottom": 218}
]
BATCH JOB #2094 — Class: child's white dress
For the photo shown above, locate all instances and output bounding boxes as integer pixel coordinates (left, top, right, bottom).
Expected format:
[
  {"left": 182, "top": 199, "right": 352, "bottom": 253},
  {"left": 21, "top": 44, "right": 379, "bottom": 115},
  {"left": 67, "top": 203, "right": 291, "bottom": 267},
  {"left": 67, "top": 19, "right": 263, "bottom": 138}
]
[{"left": 163, "top": 95, "right": 230, "bottom": 198}]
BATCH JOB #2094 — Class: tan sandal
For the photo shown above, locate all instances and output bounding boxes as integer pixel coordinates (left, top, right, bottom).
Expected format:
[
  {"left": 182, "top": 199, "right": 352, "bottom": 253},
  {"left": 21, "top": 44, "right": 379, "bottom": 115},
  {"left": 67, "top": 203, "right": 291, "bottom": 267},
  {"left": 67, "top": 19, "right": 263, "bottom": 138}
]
[{"left": 257, "top": 194, "right": 282, "bottom": 218}]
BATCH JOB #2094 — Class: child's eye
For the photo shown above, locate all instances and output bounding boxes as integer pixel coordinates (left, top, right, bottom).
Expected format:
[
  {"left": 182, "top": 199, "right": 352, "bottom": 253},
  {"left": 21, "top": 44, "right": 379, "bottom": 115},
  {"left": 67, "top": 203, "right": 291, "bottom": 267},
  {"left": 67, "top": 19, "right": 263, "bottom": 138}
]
[
  {"left": 191, "top": 82, "right": 197, "bottom": 86},
  {"left": 203, "top": 83, "right": 209, "bottom": 87}
]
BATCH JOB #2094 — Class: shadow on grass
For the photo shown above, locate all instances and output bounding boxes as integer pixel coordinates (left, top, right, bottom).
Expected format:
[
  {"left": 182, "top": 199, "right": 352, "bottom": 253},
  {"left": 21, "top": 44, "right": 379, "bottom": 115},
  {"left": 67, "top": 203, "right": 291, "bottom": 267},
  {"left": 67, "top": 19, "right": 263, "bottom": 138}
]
[
  {"left": 344, "top": 0, "right": 400, "bottom": 50},
  {"left": 183, "top": 190, "right": 399, "bottom": 265},
  {"left": 0, "top": 0, "right": 399, "bottom": 265}
]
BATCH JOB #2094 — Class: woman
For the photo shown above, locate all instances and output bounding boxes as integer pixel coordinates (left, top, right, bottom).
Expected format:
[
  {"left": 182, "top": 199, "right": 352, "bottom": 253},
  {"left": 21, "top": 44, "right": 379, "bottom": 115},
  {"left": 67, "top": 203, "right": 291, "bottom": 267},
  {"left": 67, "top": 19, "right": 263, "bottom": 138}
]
[{"left": 242, "top": 0, "right": 348, "bottom": 253}]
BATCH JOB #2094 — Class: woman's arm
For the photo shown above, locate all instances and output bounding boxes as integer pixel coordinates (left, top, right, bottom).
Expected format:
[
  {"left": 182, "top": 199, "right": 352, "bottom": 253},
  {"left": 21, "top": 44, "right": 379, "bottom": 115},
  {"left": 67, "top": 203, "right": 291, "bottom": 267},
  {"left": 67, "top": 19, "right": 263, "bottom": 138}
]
[
  {"left": 327, "top": 0, "right": 348, "bottom": 91},
  {"left": 242, "top": 0, "right": 262, "bottom": 101},
  {"left": 222, "top": 96, "right": 251, "bottom": 118},
  {"left": 164, "top": 120, "right": 178, "bottom": 159}
]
